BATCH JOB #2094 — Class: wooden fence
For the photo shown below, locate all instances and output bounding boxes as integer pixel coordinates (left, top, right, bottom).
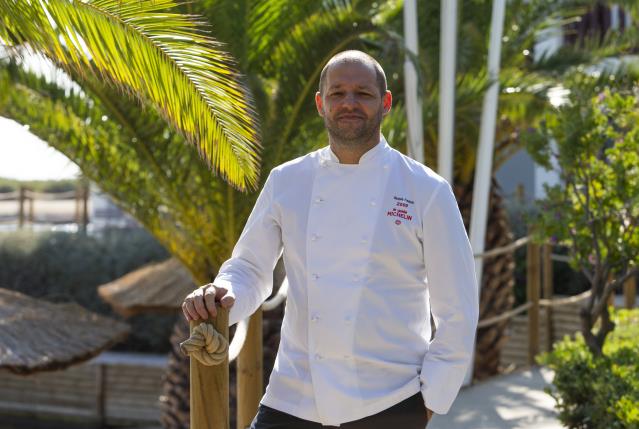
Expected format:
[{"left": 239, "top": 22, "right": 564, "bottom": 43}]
[
  {"left": 0, "top": 352, "right": 166, "bottom": 427},
  {"left": 0, "top": 184, "right": 89, "bottom": 228}
]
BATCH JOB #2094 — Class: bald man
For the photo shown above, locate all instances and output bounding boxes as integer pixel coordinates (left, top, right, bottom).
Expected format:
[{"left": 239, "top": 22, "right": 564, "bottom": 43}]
[{"left": 182, "top": 50, "right": 478, "bottom": 428}]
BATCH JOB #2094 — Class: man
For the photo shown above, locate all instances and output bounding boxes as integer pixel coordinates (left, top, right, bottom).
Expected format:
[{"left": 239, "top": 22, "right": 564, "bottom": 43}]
[{"left": 182, "top": 50, "right": 478, "bottom": 428}]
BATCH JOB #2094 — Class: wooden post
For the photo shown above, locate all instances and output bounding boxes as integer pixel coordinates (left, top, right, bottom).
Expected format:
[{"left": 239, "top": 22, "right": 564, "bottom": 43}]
[
  {"left": 542, "top": 244, "right": 553, "bottom": 352},
  {"left": 75, "top": 186, "right": 81, "bottom": 225},
  {"left": 81, "top": 182, "right": 89, "bottom": 232},
  {"left": 95, "top": 363, "right": 106, "bottom": 426},
  {"left": 190, "top": 307, "right": 229, "bottom": 429},
  {"left": 237, "top": 309, "right": 263, "bottom": 429},
  {"left": 18, "top": 186, "right": 25, "bottom": 228},
  {"left": 624, "top": 275, "right": 636, "bottom": 309},
  {"left": 28, "top": 197, "right": 34, "bottom": 223},
  {"left": 527, "top": 241, "right": 540, "bottom": 366}
]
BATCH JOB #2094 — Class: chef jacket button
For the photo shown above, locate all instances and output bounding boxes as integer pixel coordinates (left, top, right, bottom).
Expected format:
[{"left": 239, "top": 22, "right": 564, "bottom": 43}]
[
  {"left": 370, "top": 199, "right": 376, "bottom": 206},
  {"left": 312, "top": 273, "right": 320, "bottom": 280},
  {"left": 311, "top": 233, "right": 319, "bottom": 241},
  {"left": 315, "top": 353, "right": 323, "bottom": 360},
  {"left": 311, "top": 315, "right": 320, "bottom": 322},
  {"left": 314, "top": 197, "right": 324, "bottom": 203},
  {"left": 344, "top": 316, "right": 352, "bottom": 324}
]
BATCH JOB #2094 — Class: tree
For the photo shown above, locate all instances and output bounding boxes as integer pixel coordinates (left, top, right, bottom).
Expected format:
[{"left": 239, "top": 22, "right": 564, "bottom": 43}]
[
  {"left": 3, "top": 0, "right": 639, "bottom": 426},
  {"left": 1, "top": 1, "right": 402, "bottom": 426},
  {"left": 526, "top": 79, "right": 639, "bottom": 355},
  {"left": 371, "top": 0, "right": 598, "bottom": 379},
  {"left": 0, "top": 0, "right": 261, "bottom": 190}
]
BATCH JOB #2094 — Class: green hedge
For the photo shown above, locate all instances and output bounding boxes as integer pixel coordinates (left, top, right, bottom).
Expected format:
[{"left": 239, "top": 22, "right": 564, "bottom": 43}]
[
  {"left": 0, "top": 228, "right": 177, "bottom": 353},
  {"left": 0, "top": 177, "right": 79, "bottom": 193},
  {"left": 538, "top": 309, "right": 639, "bottom": 428}
]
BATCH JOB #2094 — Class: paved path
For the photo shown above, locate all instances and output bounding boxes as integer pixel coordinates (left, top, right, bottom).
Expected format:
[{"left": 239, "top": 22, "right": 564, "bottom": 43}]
[{"left": 428, "top": 366, "right": 562, "bottom": 429}]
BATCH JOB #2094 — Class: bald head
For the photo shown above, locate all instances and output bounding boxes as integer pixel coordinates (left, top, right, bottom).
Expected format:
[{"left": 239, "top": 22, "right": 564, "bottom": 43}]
[{"left": 318, "top": 50, "right": 387, "bottom": 97}]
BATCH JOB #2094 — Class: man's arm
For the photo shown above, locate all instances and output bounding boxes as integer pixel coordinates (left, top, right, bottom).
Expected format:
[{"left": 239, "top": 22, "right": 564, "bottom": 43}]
[
  {"left": 419, "top": 181, "right": 479, "bottom": 415},
  {"left": 212, "top": 170, "right": 283, "bottom": 326}
]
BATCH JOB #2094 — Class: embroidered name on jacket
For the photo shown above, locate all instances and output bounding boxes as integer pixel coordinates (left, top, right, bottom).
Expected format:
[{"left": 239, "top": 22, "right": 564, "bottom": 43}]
[{"left": 387, "top": 196, "right": 415, "bottom": 222}]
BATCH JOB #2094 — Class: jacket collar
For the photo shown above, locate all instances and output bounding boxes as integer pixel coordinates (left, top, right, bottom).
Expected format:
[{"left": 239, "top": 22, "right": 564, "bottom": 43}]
[{"left": 319, "top": 135, "right": 391, "bottom": 166}]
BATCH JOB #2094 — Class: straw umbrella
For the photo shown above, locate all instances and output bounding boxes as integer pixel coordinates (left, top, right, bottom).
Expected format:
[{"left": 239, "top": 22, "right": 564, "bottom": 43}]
[
  {"left": 97, "top": 258, "right": 195, "bottom": 318},
  {"left": 0, "top": 288, "right": 129, "bottom": 375}
]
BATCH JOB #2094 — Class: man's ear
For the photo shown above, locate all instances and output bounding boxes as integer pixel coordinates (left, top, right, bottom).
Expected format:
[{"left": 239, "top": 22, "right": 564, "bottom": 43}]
[
  {"left": 315, "top": 92, "right": 325, "bottom": 117},
  {"left": 382, "top": 90, "right": 392, "bottom": 115}
]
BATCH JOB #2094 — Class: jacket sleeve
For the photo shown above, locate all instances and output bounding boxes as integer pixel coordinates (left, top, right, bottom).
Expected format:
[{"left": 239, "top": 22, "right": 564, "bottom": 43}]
[
  {"left": 419, "top": 180, "right": 479, "bottom": 414},
  {"left": 213, "top": 170, "right": 283, "bottom": 326}
]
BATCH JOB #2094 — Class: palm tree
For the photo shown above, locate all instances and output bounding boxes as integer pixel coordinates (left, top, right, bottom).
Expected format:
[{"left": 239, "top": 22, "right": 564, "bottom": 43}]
[
  {"left": 3, "top": 0, "right": 637, "bottom": 426},
  {"left": 1, "top": 1, "right": 401, "bottom": 426},
  {"left": 0, "top": 0, "right": 260, "bottom": 192},
  {"left": 374, "top": 0, "right": 639, "bottom": 379}
]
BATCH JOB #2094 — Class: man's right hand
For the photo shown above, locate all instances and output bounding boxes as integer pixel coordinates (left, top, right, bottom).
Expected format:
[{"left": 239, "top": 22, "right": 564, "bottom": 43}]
[{"left": 181, "top": 283, "right": 235, "bottom": 321}]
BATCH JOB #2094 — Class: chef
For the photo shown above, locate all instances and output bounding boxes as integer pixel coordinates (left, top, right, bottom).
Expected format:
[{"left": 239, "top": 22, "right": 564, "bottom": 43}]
[{"left": 182, "top": 50, "right": 479, "bottom": 428}]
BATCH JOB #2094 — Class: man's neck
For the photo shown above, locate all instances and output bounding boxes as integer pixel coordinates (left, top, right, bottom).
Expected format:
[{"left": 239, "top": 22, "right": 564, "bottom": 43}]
[{"left": 328, "top": 133, "right": 381, "bottom": 164}]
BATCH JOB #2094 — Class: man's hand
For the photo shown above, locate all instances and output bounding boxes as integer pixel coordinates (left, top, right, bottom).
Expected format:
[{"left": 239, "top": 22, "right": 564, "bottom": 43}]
[{"left": 182, "top": 283, "right": 235, "bottom": 321}]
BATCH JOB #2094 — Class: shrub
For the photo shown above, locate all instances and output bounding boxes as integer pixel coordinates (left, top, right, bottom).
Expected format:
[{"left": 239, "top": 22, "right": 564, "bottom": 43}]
[
  {"left": 538, "top": 308, "right": 639, "bottom": 429},
  {"left": 0, "top": 227, "right": 177, "bottom": 353}
]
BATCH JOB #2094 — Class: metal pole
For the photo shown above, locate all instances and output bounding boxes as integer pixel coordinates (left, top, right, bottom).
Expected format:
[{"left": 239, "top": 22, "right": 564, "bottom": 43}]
[
  {"left": 403, "top": 0, "right": 424, "bottom": 164},
  {"left": 438, "top": 0, "right": 458, "bottom": 183}
]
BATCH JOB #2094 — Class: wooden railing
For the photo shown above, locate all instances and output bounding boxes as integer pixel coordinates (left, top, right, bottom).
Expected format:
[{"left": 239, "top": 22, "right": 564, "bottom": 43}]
[
  {"left": 0, "top": 184, "right": 90, "bottom": 229},
  {"left": 186, "top": 235, "right": 637, "bottom": 429}
]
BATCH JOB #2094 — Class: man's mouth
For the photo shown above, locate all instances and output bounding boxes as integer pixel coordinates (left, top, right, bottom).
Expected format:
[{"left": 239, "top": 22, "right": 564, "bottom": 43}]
[{"left": 337, "top": 114, "right": 364, "bottom": 120}]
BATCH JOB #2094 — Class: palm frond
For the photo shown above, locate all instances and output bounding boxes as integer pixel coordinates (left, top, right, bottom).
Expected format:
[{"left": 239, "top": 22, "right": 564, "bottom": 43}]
[
  {"left": 0, "top": 62, "right": 254, "bottom": 280},
  {"left": 257, "top": 6, "right": 381, "bottom": 166},
  {"left": 0, "top": 0, "right": 261, "bottom": 190}
]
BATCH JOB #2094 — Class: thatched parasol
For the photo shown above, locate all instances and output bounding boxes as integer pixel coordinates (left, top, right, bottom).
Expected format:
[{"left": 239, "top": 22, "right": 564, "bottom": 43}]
[
  {"left": 0, "top": 288, "right": 129, "bottom": 375},
  {"left": 97, "top": 258, "right": 195, "bottom": 317}
]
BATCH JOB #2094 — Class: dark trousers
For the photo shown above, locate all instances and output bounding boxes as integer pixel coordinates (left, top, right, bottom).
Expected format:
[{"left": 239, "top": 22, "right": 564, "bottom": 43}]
[{"left": 249, "top": 392, "right": 430, "bottom": 428}]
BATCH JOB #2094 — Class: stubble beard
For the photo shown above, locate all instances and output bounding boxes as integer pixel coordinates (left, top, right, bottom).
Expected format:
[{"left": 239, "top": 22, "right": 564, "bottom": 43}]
[{"left": 324, "top": 108, "right": 383, "bottom": 149}]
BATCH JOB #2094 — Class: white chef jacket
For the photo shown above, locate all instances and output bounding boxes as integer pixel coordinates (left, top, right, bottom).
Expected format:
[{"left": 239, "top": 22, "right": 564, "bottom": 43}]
[{"left": 213, "top": 135, "right": 478, "bottom": 426}]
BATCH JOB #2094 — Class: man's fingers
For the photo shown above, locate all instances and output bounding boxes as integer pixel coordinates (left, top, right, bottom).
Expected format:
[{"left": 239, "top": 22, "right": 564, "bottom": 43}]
[
  {"left": 193, "top": 295, "right": 209, "bottom": 319},
  {"left": 181, "top": 286, "right": 234, "bottom": 322},
  {"left": 183, "top": 299, "right": 200, "bottom": 321},
  {"left": 215, "top": 286, "right": 235, "bottom": 309},
  {"left": 203, "top": 291, "right": 218, "bottom": 318},
  {"left": 181, "top": 302, "right": 191, "bottom": 321}
]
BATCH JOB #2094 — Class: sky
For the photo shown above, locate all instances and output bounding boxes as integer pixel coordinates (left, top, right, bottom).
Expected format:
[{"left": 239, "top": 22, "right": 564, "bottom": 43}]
[{"left": 0, "top": 50, "right": 80, "bottom": 181}]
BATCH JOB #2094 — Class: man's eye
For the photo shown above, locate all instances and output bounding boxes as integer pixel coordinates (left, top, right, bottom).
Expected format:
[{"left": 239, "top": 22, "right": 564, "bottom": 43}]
[
  {"left": 330, "top": 92, "right": 344, "bottom": 96},
  {"left": 359, "top": 92, "right": 372, "bottom": 97}
]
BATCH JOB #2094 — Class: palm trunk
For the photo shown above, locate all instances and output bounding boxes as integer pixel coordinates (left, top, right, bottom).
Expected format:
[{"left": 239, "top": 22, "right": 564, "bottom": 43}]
[{"left": 455, "top": 176, "right": 516, "bottom": 380}]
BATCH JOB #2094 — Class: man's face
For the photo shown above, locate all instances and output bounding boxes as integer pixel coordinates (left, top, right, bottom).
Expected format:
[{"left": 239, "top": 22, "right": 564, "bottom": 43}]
[{"left": 315, "top": 61, "right": 392, "bottom": 145}]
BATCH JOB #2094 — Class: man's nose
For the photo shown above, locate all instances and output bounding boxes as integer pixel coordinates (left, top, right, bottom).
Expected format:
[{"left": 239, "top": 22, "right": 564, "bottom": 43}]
[{"left": 340, "top": 92, "right": 358, "bottom": 107}]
